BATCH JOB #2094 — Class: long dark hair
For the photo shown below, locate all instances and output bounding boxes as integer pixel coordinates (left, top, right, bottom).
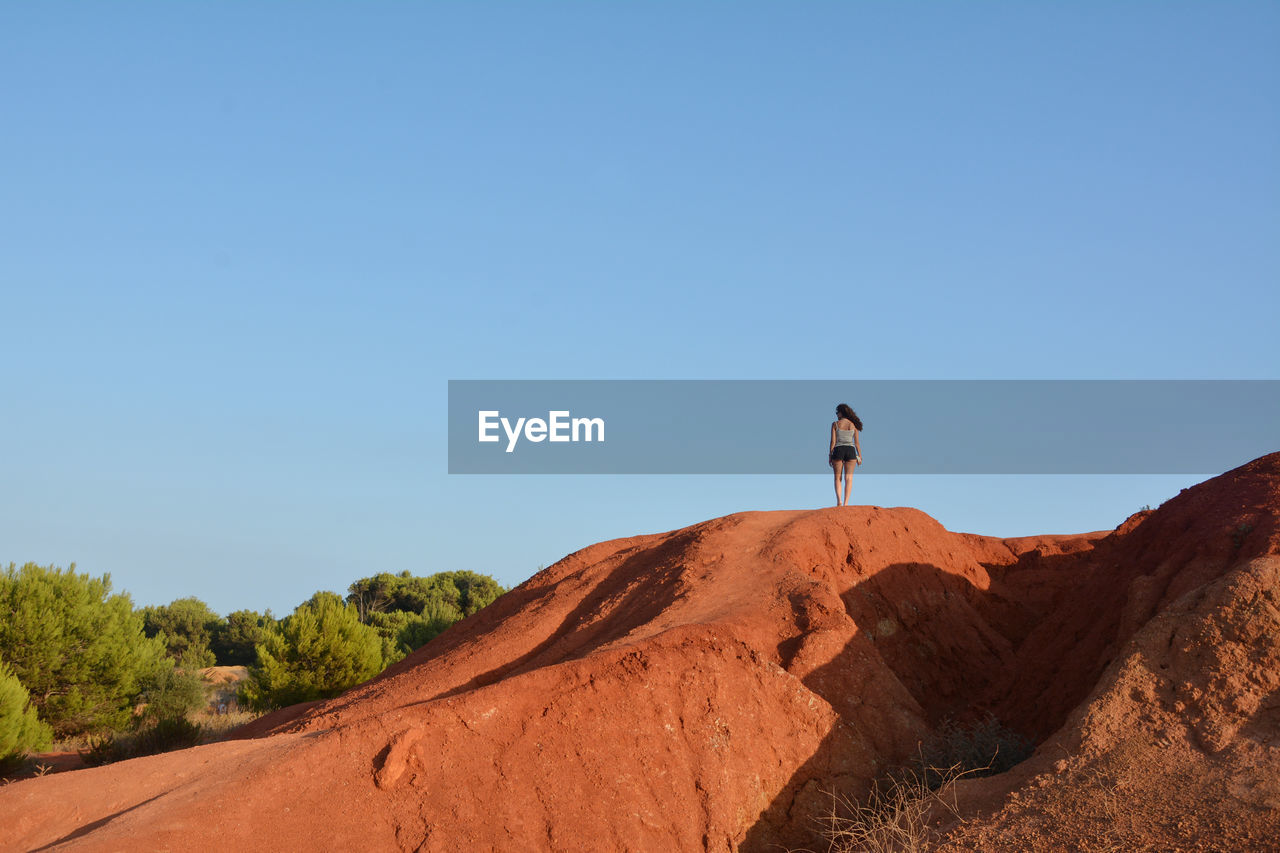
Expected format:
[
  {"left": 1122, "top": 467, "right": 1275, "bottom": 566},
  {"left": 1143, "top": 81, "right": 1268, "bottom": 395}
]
[{"left": 836, "top": 403, "right": 863, "bottom": 431}]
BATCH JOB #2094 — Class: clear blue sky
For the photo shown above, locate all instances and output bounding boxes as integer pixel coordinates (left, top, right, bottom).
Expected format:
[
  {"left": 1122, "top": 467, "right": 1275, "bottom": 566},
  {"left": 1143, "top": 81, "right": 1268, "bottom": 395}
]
[{"left": 3, "top": 3, "right": 1276, "bottom": 616}]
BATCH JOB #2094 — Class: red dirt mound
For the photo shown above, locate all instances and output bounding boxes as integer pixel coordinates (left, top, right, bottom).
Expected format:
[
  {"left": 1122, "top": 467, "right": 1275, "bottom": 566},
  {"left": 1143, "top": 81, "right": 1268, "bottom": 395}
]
[{"left": 1, "top": 454, "right": 1277, "bottom": 852}]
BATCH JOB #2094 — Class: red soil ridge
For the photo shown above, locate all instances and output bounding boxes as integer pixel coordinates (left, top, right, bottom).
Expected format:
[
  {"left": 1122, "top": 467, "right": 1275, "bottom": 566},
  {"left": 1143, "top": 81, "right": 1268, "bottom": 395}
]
[{"left": 2, "top": 453, "right": 1277, "bottom": 851}]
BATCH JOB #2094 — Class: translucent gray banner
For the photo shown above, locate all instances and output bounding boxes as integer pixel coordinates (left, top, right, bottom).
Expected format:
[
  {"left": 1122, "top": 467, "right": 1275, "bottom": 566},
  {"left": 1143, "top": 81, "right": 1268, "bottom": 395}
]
[{"left": 447, "top": 380, "right": 1279, "bottom": 474}]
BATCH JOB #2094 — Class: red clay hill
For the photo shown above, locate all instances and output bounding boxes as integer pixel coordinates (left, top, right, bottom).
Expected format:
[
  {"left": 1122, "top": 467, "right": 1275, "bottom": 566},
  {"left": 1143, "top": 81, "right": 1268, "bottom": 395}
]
[{"left": 2, "top": 454, "right": 1277, "bottom": 852}]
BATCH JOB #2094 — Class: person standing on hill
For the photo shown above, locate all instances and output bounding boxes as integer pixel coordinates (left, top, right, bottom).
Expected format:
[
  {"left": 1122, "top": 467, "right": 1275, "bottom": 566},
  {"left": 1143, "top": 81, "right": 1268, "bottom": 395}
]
[{"left": 828, "top": 403, "right": 863, "bottom": 507}]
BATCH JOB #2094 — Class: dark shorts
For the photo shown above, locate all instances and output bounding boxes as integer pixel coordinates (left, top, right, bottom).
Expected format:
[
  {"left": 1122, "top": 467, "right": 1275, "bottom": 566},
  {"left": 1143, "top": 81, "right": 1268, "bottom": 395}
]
[{"left": 831, "top": 445, "right": 859, "bottom": 462}]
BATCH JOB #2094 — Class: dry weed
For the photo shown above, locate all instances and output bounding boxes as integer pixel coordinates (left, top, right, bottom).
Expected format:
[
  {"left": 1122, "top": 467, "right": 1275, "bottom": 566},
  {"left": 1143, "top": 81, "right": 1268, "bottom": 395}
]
[
  {"left": 819, "top": 763, "right": 970, "bottom": 853},
  {"left": 197, "top": 710, "right": 261, "bottom": 743}
]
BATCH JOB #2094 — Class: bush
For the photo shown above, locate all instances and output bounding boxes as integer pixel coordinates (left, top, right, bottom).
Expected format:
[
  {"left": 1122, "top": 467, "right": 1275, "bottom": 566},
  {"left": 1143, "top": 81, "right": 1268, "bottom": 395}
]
[
  {"left": 210, "top": 609, "right": 274, "bottom": 666},
  {"left": 1232, "top": 522, "right": 1254, "bottom": 551},
  {"left": 343, "top": 570, "right": 504, "bottom": 667},
  {"left": 242, "top": 595, "right": 383, "bottom": 710},
  {"left": 78, "top": 732, "right": 117, "bottom": 767},
  {"left": 816, "top": 715, "right": 1034, "bottom": 852},
  {"left": 365, "top": 608, "right": 459, "bottom": 664},
  {"left": 128, "top": 716, "right": 203, "bottom": 757},
  {"left": 138, "top": 664, "right": 208, "bottom": 721},
  {"left": 916, "top": 713, "right": 1032, "bottom": 789},
  {"left": 364, "top": 610, "right": 415, "bottom": 664},
  {"left": 79, "top": 716, "right": 204, "bottom": 766},
  {"left": 0, "top": 659, "right": 51, "bottom": 769},
  {"left": 446, "top": 570, "right": 505, "bottom": 616},
  {"left": 141, "top": 597, "right": 222, "bottom": 667},
  {"left": 397, "top": 606, "right": 457, "bottom": 648},
  {"left": 346, "top": 570, "right": 504, "bottom": 621},
  {"left": 199, "top": 710, "right": 261, "bottom": 743},
  {"left": 0, "top": 562, "right": 168, "bottom": 736},
  {"left": 821, "top": 765, "right": 966, "bottom": 853}
]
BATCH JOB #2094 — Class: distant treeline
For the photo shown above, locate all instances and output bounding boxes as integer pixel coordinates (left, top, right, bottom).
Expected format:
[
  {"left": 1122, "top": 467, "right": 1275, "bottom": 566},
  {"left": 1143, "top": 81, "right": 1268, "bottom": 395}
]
[{"left": 0, "top": 562, "right": 505, "bottom": 766}]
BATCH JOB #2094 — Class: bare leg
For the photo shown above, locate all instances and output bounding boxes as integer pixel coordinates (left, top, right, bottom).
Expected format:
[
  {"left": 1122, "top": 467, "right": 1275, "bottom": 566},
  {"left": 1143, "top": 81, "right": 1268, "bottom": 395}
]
[
  {"left": 842, "top": 464, "right": 853, "bottom": 506},
  {"left": 832, "top": 460, "right": 842, "bottom": 506}
]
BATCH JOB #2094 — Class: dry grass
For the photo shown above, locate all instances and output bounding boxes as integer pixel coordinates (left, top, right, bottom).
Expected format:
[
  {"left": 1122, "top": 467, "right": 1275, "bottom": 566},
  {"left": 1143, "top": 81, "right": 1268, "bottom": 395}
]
[
  {"left": 1080, "top": 764, "right": 1150, "bottom": 853},
  {"left": 808, "top": 717, "right": 1031, "bottom": 852},
  {"left": 48, "top": 734, "right": 95, "bottom": 753},
  {"left": 1, "top": 710, "right": 264, "bottom": 780},
  {"left": 819, "top": 763, "right": 969, "bottom": 853},
  {"left": 196, "top": 710, "right": 261, "bottom": 743}
]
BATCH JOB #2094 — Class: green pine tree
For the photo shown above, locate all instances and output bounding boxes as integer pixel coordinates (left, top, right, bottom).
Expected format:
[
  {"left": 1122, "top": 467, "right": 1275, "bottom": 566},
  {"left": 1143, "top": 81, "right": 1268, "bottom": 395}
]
[
  {"left": 0, "top": 658, "right": 51, "bottom": 767},
  {"left": 0, "top": 562, "right": 168, "bottom": 736},
  {"left": 242, "top": 594, "right": 382, "bottom": 710},
  {"left": 140, "top": 597, "right": 223, "bottom": 668},
  {"left": 210, "top": 609, "right": 275, "bottom": 666}
]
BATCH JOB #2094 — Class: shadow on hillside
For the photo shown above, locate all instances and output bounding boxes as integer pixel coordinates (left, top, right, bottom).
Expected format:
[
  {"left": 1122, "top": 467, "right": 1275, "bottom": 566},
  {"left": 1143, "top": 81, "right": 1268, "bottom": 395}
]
[
  {"left": 32, "top": 792, "right": 168, "bottom": 851},
  {"left": 740, "top": 550, "right": 1109, "bottom": 852},
  {"left": 432, "top": 526, "right": 700, "bottom": 700}
]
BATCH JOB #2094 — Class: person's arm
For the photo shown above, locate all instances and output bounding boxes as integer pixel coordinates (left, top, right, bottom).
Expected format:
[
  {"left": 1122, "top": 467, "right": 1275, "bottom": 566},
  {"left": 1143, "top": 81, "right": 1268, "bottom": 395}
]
[
  {"left": 854, "top": 429, "right": 862, "bottom": 463},
  {"left": 829, "top": 423, "right": 837, "bottom": 456}
]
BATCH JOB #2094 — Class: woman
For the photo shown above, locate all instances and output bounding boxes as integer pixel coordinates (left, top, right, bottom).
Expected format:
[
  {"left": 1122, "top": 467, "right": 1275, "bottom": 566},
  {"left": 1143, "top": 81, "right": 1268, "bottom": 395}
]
[{"left": 828, "top": 404, "right": 863, "bottom": 507}]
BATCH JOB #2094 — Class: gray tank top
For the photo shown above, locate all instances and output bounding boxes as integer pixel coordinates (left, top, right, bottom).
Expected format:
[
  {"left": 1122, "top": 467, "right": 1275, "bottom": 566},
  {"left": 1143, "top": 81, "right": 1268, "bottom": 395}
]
[{"left": 835, "top": 427, "right": 856, "bottom": 447}]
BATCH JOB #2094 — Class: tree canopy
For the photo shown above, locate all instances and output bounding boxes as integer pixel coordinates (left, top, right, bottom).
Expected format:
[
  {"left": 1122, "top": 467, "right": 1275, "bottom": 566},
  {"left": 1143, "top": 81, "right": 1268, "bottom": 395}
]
[
  {"left": 347, "top": 570, "right": 504, "bottom": 621},
  {"left": 0, "top": 658, "right": 51, "bottom": 765},
  {"left": 141, "top": 597, "right": 221, "bottom": 668},
  {"left": 242, "top": 595, "right": 383, "bottom": 710},
  {"left": 0, "top": 561, "right": 506, "bottom": 729},
  {"left": 210, "top": 609, "right": 274, "bottom": 667},
  {"left": 0, "top": 563, "right": 169, "bottom": 736},
  {"left": 345, "top": 570, "right": 505, "bottom": 662}
]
